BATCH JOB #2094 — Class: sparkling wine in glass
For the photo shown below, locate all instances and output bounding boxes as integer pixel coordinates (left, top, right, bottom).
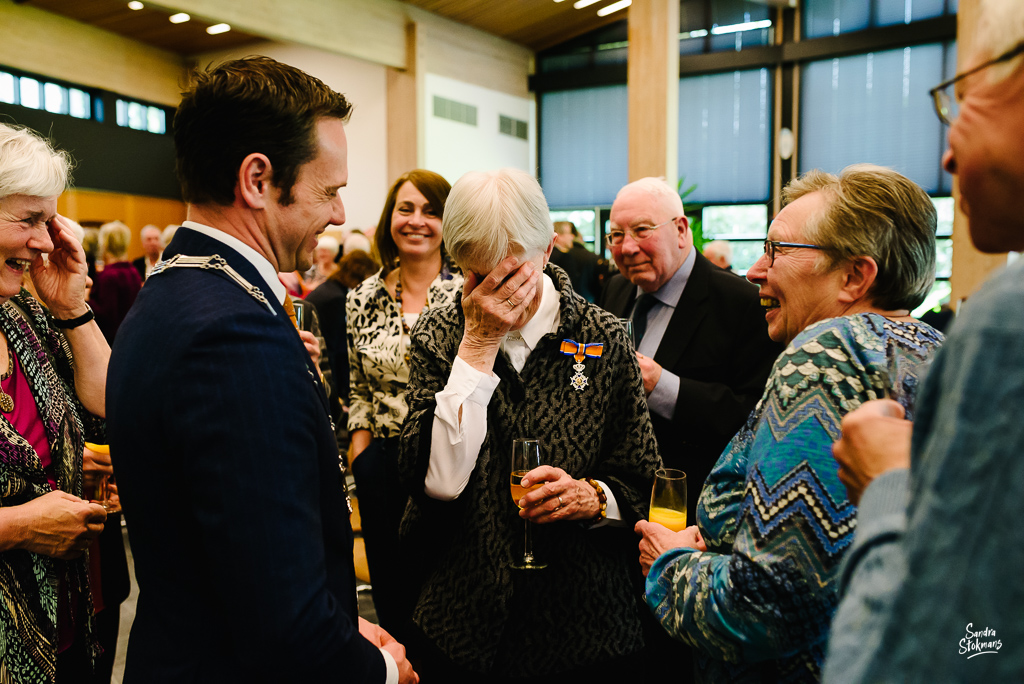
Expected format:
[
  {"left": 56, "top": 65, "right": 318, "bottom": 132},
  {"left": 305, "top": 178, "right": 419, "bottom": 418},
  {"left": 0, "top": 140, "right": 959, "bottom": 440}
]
[
  {"left": 649, "top": 468, "right": 687, "bottom": 531},
  {"left": 510, "top": 438, "right": 547, "bottom": 570}
]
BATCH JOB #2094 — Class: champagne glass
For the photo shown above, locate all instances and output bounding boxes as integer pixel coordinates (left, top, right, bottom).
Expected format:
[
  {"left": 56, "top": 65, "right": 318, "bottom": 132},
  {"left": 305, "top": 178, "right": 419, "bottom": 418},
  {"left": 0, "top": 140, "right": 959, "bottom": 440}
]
[
  {"left": 618, "top": 318, "right": 635, "bottom": 347},
  {"left": 85, "top": 442, "right": 121, "bottom": 513},
  {"left": 510, "top": 438, "right": 547, "bottom": 570},
  {"left": 649, "top": 468, "right": 687, "bottom": 531}
]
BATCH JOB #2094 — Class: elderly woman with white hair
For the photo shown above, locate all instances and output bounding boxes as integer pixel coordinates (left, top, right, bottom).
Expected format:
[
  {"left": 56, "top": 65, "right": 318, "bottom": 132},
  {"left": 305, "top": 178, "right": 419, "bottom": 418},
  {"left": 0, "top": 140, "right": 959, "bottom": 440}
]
[
  {"left": 0, "top": 124, "right": 111, "bottom": 681},
  {"left": 398, "top": 168, "right": 661, "bottom": 680}
]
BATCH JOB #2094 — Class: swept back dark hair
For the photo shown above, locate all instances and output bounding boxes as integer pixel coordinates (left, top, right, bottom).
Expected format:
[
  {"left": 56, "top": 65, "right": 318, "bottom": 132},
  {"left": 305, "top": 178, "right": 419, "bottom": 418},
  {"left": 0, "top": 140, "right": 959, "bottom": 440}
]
[
  {"left": 372, "top": 169, "right": 451, "bottom": 273},
  {"left": 174, "top": 56, "right": 352, "bottom": 206}
]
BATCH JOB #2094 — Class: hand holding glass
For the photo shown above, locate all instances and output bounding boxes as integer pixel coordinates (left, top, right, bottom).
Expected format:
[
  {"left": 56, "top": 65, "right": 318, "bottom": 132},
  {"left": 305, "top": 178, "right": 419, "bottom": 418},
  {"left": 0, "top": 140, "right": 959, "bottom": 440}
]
[
  {"left": 510, "top": 438, "right": 547, "bottom": 570},
  {"left": 649, "top": 468, "right": 687, "bottom": 532},
  {"left": 85, "top": 442, "right": 121, "bottom": 513}
]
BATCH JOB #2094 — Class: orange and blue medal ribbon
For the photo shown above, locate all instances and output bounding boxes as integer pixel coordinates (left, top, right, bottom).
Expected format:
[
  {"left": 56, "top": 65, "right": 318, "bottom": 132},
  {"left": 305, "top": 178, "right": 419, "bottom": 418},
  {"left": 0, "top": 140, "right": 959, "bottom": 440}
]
[{"left": 559, "top": 339, "right": 603, "bottom": 391}]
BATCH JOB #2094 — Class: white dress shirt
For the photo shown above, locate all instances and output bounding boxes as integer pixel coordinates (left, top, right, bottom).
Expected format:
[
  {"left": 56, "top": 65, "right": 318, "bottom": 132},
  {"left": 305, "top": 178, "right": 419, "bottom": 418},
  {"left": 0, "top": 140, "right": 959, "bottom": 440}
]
[
  {"left": 425, "top": 274, "right": 622, "bottom": 525},
  {"left": 178, "top": 221, "right": 399, "bottom": 684}
]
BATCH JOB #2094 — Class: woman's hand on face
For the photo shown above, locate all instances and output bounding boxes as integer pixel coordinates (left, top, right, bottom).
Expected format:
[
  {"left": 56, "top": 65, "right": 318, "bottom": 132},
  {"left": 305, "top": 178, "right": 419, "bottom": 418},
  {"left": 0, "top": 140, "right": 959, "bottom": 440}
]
[
  {"left": 457, "top": 257, "right": 541, "bottom": 372},
  {"left": 635, "top": 521, "right": 705, "bottom": 576},
  {"left": 16, "top": 490, "right": 106, "bottom": 560},
  {"left": 518, "top": 466, "right": 600, "bottom": 524},
  {"left": 30, "top": 215, "right": 89, "bottom": 319}
]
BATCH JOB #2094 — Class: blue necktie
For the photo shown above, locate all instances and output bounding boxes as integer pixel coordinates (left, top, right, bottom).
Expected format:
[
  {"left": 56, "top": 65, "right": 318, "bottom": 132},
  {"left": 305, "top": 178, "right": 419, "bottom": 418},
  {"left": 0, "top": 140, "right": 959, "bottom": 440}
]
[{"left": 631, "top": 294, "right": 658, "bottom": 347}]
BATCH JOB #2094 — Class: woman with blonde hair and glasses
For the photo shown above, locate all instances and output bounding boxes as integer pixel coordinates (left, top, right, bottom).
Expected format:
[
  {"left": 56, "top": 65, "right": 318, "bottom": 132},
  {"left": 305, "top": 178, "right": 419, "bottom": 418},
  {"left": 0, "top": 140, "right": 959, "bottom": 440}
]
[{"left": 638, "top": 164, "right": 944, "bottom": 683}]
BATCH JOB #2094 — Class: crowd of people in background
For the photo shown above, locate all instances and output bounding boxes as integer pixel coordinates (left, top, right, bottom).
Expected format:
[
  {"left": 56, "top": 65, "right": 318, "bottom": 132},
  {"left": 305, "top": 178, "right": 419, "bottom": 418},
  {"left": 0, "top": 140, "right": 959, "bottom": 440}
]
[{"left": 1, "top": 0, "right": 1024, "bottom": 681}]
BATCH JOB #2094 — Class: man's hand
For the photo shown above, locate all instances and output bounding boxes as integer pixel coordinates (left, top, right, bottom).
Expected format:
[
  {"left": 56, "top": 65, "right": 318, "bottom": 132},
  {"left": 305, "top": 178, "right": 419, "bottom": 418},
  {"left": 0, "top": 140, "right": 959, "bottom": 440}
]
[
  {"left": 358, "top": 618, "right": 419, "bottom": 684},
  {"left": 11, "top": 491, "right": 106, "bottom": 559},
  {"left": 635, "top": 520, "right": 705, "bottom": 576},
  {"left": 833, "top": 399, "right": 912, "bottom": 505},
  {"left": 82, "top": 445, "right": 114, "bottom": 493},
  {"left": 636, "top": 352, "right": 663, "bottom": 395},
  {"left": 298, "top": 330, "right": 320, "bottom": 366}
]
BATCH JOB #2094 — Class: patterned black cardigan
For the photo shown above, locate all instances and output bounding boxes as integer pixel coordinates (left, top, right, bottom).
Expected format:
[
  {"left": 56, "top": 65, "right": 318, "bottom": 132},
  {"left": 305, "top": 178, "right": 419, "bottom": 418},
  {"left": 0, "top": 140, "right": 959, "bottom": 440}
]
[
  {"left": 0, "top": 290, "right": 104, "bottom": 682},
  {"left": 398, "top": 264, "right": 662, "bottom": 676}
]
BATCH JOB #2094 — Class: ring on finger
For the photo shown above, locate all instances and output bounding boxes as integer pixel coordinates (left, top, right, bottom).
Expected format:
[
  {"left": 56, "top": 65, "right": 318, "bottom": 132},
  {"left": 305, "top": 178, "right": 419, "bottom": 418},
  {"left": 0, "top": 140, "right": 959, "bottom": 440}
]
[
  {"left": 557, "top": 495, "right": 564, "bottom": 509},
  {"left": 507, "top": 297, "right": 516, "bottom": 310}
]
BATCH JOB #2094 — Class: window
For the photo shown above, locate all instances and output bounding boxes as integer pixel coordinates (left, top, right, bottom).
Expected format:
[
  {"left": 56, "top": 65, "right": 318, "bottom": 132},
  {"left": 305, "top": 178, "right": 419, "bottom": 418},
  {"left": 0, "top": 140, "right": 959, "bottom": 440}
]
[
  {"left": 700, "top": 203, "right": 769, "bottom": 274},
  {"left": 799, "top": 42, "right": 956, "bottom": 194},
  {"left": 678, "top": 68, "right": 772, "bottom": 204},
  {"left": 0, "top": 70, "right": 94, "bottom": 122},
  {"left": 804, "top": 0, "right": 956, "bottom": 39},
  {"left": 540, "top": 85, "right": 628, "bottom": 208},
  {"left": 115, "top": 98, "right": 168, "bottom": 134}
]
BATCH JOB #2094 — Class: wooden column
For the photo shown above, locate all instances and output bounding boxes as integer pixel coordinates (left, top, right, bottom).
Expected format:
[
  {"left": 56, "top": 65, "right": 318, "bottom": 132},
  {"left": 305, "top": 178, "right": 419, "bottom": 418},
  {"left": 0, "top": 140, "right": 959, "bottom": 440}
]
[
  {"left": 950, "top": 0, "right": 1008, "bottom": 304},
  {"left": 386, "top": 22, "right": 424, "bottom": 183},
  {"left": 627, "top": 0, "right": 679, "bottom": 185}
]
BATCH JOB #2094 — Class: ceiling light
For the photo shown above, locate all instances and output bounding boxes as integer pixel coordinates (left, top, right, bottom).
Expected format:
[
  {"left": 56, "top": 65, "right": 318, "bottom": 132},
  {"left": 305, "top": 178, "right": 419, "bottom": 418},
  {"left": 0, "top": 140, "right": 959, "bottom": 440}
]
[
  {"left": 206, "top": 23, "right": 231, "bottom": 35},
  {"left": 573, "top": 0, "right": 600, "bottom": 8},
  {"left": 169, "top": 13, "right": 190, "bottom": 24},
  {"left": 597, "top": 0, "right": 631, "bottom": 16},
  {"left": 127, "top": 1, "right": 144, "bottom": 9},
  {"left": 710, "top": 19, "right": 772, "bottom": 35}
]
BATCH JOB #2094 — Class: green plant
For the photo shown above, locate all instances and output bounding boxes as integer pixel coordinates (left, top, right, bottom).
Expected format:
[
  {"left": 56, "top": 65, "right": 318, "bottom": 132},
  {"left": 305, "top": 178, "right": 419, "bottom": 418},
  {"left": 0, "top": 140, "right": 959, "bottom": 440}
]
[{"left": 678, "top": 176, "right": 705, "bottom": 251}]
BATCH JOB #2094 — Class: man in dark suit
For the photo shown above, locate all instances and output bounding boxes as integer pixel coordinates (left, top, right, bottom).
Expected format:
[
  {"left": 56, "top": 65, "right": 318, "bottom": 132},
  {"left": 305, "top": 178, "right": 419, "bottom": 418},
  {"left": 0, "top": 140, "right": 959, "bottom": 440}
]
[
  {"left": 549, "top": 220, "right": 606, "bottom": 302},
  {"left": 107, "top": 57, "right": 415, "bottom": 684},
  {"left": 131, "top": 224, "right": 162, "bottom": 281},
  {"left": 602, "top": 178, "right": 780, "bottom": 682},
  {"left": 601, "top": 178, "right": 781, "bottom": 524}
]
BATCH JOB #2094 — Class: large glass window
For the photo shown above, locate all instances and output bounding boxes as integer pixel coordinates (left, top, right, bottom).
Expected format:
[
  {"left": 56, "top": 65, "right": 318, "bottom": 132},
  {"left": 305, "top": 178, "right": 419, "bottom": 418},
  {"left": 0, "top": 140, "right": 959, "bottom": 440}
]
[
  {"left": 679, "top": 68, "right": 772, "bottom": 204},
  {"left": 700, "top": 204, "right": 769, "bottom": 274},
  {"left": 540, "top": 85, "right": 628, "bottom": 208},
  {"left": 805, "top": 0, "right": 955, "bottom": 38},
  {"left": 115, "top": 98, "right": 169, "bottom": 134},
  {"left": 799, "top": 42, "right": 955, "bottom": 194}
]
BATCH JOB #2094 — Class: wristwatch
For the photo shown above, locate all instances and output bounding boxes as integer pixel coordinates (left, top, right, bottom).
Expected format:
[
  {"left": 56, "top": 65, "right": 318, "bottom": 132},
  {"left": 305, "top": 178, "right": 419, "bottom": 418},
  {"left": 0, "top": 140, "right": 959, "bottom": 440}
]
[{"left": 52, "top": 305, "right": 95, "bottom": 329}]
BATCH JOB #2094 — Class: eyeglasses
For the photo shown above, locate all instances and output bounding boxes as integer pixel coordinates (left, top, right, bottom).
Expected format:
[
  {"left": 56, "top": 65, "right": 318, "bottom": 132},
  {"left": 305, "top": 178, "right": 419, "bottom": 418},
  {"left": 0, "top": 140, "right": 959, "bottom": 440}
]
[
  {"left": 930, "top": 41, "right": 1024, "bottom": 126},
  {"left": 762, "top": 239, "right": 829, "bottom": 266},
  {"left": 606, "top": 217, "right": 679, "bottom": 246}
]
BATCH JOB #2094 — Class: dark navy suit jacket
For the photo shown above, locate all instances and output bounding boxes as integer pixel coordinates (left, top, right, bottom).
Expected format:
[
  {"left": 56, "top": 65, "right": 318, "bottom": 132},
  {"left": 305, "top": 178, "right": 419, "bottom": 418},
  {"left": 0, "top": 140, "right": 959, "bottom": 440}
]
[
  {"left": 108, "top": 227, "right": 386, "bottom": 683},
  {"left": 600, "top": 250, "right": 782, "bottom": 524}
]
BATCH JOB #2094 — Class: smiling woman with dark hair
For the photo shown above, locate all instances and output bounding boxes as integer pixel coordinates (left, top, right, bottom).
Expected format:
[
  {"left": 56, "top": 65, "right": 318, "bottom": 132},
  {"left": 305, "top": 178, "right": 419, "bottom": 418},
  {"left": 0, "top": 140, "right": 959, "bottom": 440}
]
[{"left": 346, "top": 168, "right": 462, "bottom": 640}]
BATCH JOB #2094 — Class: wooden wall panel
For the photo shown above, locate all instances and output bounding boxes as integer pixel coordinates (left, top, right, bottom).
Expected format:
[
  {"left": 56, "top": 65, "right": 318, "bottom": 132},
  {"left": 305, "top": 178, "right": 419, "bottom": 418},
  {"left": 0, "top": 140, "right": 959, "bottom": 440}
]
[
  {"left": 58, "top": 189, "right": 186, "bottom": 260},
  {"left": 627, "top": 0, "right": 679, "bottom": 184}
]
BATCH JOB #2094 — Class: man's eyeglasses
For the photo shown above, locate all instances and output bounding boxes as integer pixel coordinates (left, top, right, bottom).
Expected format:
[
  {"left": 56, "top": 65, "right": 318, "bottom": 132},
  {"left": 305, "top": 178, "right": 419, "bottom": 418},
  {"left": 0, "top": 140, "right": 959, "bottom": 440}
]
[
  {"left": 930, "top": 41, "right": 1024, "bottom": 126},
  {"left": 762, "top": 239, "right": 829, "bottom": 266},
  {"left": 606, "top": 217, "right": 679, "bottom": 247}
]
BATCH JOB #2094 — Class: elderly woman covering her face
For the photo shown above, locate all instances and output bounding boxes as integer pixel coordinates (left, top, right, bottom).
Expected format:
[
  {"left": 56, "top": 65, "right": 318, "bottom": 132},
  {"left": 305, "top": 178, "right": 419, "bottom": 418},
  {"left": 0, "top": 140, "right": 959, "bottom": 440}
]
[
  {"left": 637, "top": 164, "right": 945, "bottom": 683},
  {"left": 398, "top": 169, "right": 661, "bottom": 679},
  {"left": 0, "top": 124, "right": 111, "bottom": 680}
]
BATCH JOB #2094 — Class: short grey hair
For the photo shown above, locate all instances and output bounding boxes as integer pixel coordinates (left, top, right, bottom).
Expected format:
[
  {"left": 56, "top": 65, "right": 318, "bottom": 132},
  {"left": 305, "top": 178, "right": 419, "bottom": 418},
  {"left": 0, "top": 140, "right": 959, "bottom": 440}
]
[
  {"left": 977, "top": 0, "right": 1024, "bottom": 82},
  {"left": 613, "top": 177, "right": 684, "bottom": 220},
  {"left": 316, "top": 235, "right": 340, "bottom": 259},
  {"left": 0, "top": 123, "right": 72, "bottom": 200},
  {"left": 443, "top": 168, "right": 553, "bottom": 273},
  {"left": 782, "top": 164, "right": 936, "bottom": 311},
  {"left": 140, "top": 224, "right": 162, "bottom": 239},
  {"left": 99, "top": 221, "right": 132, "bottom": 258}
]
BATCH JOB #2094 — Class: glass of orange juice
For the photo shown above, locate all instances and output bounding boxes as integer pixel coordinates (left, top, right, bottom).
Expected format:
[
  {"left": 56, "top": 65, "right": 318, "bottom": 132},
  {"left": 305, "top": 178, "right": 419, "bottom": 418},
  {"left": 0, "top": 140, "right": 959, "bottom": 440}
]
[
  {"left": 649, "top": 468, "right": 687, "bottom": 531},
  {"left": 84, "top": 442, "right": 121, "bottom": 514}
]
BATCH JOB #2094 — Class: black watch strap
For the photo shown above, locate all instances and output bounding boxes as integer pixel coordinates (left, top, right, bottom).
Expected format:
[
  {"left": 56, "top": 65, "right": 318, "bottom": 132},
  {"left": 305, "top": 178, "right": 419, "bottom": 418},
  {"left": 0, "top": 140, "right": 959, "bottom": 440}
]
[{"left": 52, "top": 305, "right": 95, "bottom": 329}]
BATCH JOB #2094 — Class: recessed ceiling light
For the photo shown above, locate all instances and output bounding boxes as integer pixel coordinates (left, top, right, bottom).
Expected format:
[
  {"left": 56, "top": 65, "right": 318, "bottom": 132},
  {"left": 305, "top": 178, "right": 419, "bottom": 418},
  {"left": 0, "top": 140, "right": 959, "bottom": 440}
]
[
  {"left": 206, "top": 23, "right": 231, "bottom": 35},
  {"left": 127, "top": 1, "right": 144, "bottom": 9},
  {"left": 169, "top": 13, "right": 190, "bottom": 24},
  {"left": 597, "top": 0, "right": 631, "bottom": 16},
  {"left": 573, "top": 0, "right": 600, "bottom": 8}
]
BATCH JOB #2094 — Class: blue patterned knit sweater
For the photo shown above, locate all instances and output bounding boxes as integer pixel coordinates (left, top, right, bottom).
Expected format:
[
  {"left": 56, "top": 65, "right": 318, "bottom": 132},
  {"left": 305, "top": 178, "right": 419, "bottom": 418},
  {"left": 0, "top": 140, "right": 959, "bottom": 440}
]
[{"left": 646, "top": 313, "right": 943, "bottom": 683}]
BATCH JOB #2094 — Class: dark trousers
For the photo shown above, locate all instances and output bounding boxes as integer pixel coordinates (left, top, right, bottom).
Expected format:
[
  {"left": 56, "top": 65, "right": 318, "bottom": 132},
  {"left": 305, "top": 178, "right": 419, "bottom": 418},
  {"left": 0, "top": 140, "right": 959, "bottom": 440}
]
[{"left": 351, "top": 437, "right": 416, "bottom": 640}]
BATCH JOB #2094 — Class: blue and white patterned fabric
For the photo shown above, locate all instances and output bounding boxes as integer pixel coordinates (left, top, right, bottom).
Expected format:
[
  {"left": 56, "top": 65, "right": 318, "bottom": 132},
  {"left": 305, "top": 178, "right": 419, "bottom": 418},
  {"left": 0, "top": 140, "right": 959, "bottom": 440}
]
[{"left": 646, "top": 313, "right": 943, "bottom": 683}]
